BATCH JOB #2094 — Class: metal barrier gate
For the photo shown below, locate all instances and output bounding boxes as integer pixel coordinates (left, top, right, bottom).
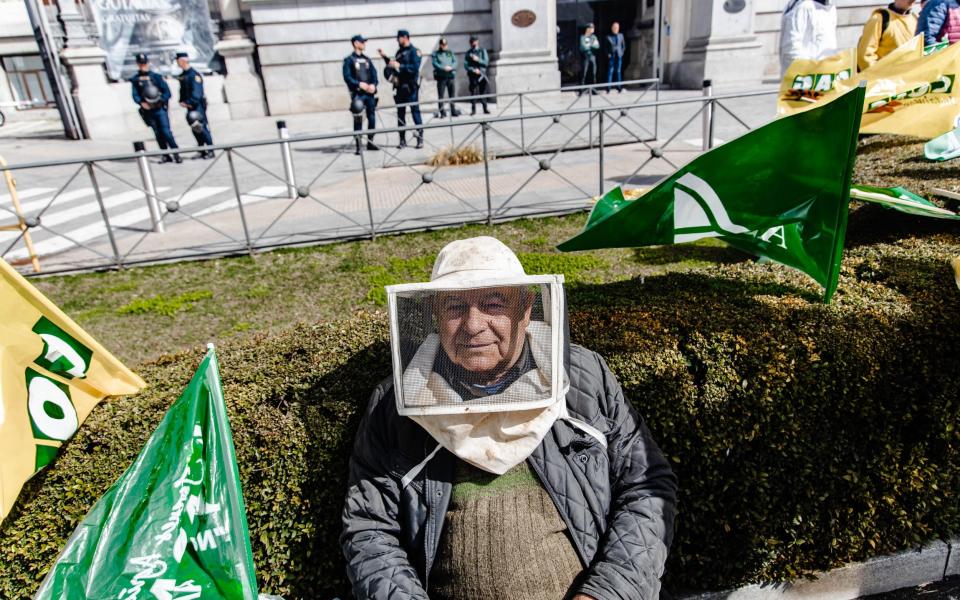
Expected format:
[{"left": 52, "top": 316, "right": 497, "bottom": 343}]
[{"left": 0, "top": 84, "right": 777, "bottom": 276}]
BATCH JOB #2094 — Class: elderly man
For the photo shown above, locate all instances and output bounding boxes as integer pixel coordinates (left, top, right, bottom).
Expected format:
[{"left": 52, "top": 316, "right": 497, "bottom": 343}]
[{"left": 341, "top": 236, "right": 677, "bottom": 599}]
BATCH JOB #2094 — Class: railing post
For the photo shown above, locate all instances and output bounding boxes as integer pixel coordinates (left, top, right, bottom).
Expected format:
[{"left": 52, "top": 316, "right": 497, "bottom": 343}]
[
  {"left": 702, "top": 79, "right": 714, "bottom": 151},
  {"left": 481, "top": 122, "right": 492, "bottom": 225},
  {"left": 133, "top": 141, "right": 163, "bottom": 233},
  {"left": 588, "top": 88, "right": 593, "bottom": 148},
  {"left": 226, "top": 149, "right": 255, "bottom": 256},
  {"left": 654, "top": 78, "right": 660, "bottom": 141},
  {"left": 86, "top": 162, "right": 122, "bottom": 269},
  {"left": 598, "top": 109, "right": 605, "bottom": 197},
  {"left": 277, "top": 120, "right": 297, "bottom": 199},
  {"left": 519, "top": 93, "right": 525, "bottom": 153},
  {"left": 358, "top": 133, "right": 376, "bottom": 239}
]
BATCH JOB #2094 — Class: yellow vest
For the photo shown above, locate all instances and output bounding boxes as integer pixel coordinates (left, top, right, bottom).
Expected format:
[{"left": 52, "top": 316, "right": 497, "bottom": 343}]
[{"left": 857, "top": 8, "right": 919, "bottom": 71}]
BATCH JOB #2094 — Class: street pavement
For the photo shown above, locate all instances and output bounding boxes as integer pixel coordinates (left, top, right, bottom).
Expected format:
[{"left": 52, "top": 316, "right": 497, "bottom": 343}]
[{"left": 0, "top": 85, "right": 778, "bottom": 274}]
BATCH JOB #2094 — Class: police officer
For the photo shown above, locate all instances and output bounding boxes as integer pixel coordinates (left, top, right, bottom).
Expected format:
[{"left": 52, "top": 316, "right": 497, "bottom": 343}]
[
  {"left": 130, "top": 53, "right": 181, "bottom": 163},
  {"left": 175, "top": 51, "right": 214, "bottom": 159},
  {"left": 378, "top": 29, "right": 423, "bottom": 149},
  {"left": 579, "top": 23, "right": 600, "bottom": 94},
  {"left": 464, "top": 34, "right": 490, "bottom": 115},
  {"left": 343, "top": 34, "right": 379, "bottom": 155},
  {"left": 432, "top": 37, "right": 460, "bottom": 118}
]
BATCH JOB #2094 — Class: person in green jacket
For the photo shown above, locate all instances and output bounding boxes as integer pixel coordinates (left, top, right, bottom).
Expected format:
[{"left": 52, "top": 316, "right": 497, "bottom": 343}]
[
  {"left": 465, "top": 34, "right": 490, "bottom": 115},
  {"left": 579, "top": 23, "right": 600, "bottom": 94},
  {"left": 432, "top": 37, "right": 460, "bottom": 117}
]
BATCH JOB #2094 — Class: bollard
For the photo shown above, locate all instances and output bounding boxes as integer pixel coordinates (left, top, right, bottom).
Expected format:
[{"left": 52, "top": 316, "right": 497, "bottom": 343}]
[
  {"left": 134, "top": 141, "right": 163, "bottom": 233},
  {"left": 702, "top": 79, "right": 714, "bottom": 151},
  {"left": 277, "top": 120, "right": 297, "bottom": 199}
]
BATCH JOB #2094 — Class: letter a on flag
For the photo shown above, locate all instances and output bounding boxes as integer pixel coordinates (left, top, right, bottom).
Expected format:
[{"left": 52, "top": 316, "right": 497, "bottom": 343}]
[
  {"left": 34, "top": 346, "right": 259, "bottom": 599},
  {"left": 0, "top": 258, "right": 145, "bottom": 523},
  {"left": 558, "top": 84, "right": 866, "bottom": 303}
]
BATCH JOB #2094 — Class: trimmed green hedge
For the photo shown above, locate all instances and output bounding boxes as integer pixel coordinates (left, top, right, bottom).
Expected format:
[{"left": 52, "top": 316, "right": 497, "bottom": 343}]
[{"left": 1, "top": 217, "right": 958, "bottom": 598}]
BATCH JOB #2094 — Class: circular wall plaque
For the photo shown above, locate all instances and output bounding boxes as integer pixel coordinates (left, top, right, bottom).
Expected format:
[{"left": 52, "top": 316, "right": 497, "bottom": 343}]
[
  {"left": 723, "top": 0, "right": 746, "bottom": 13},
  {"left": 511, "top": 9, "right": 537, "bottom": 28}
]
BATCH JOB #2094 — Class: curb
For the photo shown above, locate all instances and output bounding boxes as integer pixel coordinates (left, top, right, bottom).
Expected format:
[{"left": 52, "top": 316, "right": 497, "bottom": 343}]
[{"left": 679, "top": 538, "right": 959, "bottom": 600}]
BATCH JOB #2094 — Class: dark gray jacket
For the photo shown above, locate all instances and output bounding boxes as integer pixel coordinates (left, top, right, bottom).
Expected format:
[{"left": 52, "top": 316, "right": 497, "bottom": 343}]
[{"left": 341, "top": 344, "right": 678, "bottom": 599}]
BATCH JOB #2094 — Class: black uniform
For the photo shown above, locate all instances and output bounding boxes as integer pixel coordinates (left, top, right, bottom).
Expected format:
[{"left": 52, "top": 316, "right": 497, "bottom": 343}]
[
  {"left": 177, "top": 66, "right": 214, "bottom": 153},
  {"left": 343, "top": 51, "right": 379, "bottom": 146},
  {"left": 130, "top": 70, "right": 180, "bottom": 162},
  {"left": 386, "top": 44, "right": 423, "bottom": 146}
]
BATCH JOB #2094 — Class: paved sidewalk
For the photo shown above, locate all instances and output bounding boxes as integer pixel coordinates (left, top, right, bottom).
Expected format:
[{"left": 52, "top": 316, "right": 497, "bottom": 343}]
[{"left": 0, "top": 85, "right": 777, "bottom": 273}]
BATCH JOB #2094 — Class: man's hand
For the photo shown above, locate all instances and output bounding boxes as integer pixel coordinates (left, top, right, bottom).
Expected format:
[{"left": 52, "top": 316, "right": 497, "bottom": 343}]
[
  {"left": 140, "top": 101, "right": 151, "bottom": 110},
  {"left": 377, "top": 48, "right": 386, "bottom": 57},
  {"left": 359, "top": 82, "right": 375, "bottom": 93},
  {"left": 473, "top": 67, "right": 480, "bottom": 74},
  {"left": 389, "top": 60, "right": 400, "bottom": 69},
  {"left": 444, "top": 65, "right": 452, "bottom": 71},
  {"left": 180, "top": 101, "right": 188, "bottom": 108}
]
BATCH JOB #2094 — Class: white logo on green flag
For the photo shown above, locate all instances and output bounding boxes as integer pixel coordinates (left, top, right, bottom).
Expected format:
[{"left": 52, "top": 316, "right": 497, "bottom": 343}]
[{"left": 673, "top": 173, "right": 750, "bottom": 243}]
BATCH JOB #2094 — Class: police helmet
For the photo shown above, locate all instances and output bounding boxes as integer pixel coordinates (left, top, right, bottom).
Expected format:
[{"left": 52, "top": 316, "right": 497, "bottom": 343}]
[
  {"left": 187, "top": 110, "right": 204, "bottom": 131},
  {"left": 397, "top": 29, "right": 410, "bottom": 39},
  {"left": 135, "top": 53, "right": 149, "bottom": 65},
  {"left": 142, "top": 81, "right": 162, "bottom": 104},
  {"left": 351, "top": 34, "right": 367, "bottom": 44},
  {"left": 350, "top": 97, "right": 365, "bottom": 114}
]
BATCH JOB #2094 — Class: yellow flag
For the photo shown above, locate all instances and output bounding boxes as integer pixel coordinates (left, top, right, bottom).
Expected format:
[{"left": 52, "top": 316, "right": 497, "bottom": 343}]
[
  {"left": 777, "top": 48, "right": 856, "bottom": 116},
  {"left": 855, "top": 39, "right": 960, "bottom": 137},
  {"left": 778, "top": 37, "right": 960, "bottom": 138},
  {"left": 0, "top": 259, "right": 145, "bottom": 522}
]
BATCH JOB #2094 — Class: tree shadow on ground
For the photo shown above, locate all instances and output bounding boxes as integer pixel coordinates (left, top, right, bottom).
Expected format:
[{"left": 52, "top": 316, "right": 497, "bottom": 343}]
[
  {"left": 845, "top": 203, "right": 960, "bottom": 249},
  {"left": 631, "top": 243, "right": 750, "bottom": 267}
]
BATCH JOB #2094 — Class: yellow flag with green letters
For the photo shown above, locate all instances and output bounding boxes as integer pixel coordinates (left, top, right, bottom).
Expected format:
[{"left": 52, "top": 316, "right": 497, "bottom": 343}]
[{"left": 0, "top": 259, "right": 145, "bottom": 523}]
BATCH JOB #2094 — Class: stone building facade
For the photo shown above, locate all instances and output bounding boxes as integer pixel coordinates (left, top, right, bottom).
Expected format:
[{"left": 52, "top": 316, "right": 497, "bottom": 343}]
[{"left": 0, "top": 0, "right": 885, "bottom": 139}]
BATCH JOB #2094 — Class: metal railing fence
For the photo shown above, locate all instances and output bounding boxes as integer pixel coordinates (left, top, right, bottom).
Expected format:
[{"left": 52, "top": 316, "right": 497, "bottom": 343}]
[{"left": 0, "top": 84, "right": 778, "bottom": 276}]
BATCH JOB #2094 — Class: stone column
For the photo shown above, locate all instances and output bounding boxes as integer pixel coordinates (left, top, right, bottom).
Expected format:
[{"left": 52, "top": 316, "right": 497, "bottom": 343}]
[
  {"left": 624, "top": 2, "right": 652, "bottom": 80},
  {"left": 487, "top": 0, "right": 561, "bottom": 94},
  {"left": 670, "top": 0, "right": 763, "bottom": 91},
  {"left": 60, "top": 47, "right": 129, "bottom": 138},
  {"left": 213, "top": 0, "right": 267, "bottom": 118}
]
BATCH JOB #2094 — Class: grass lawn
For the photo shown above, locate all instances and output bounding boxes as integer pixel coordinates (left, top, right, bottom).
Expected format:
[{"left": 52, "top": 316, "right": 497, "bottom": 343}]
[{"left": 27, "top": 135, "right": 959, "bottom": 366}]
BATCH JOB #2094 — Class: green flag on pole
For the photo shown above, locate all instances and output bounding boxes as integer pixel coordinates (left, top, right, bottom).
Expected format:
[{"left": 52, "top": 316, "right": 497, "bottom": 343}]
[
  {"left": 558, "top": 85, "right": 867, "bottom": 303},
  {"left": 850, "top": 184, "right": 960, "bottom": 219},
  {"left": 35, "top": 346, "right": 259, "bottom": 600}
]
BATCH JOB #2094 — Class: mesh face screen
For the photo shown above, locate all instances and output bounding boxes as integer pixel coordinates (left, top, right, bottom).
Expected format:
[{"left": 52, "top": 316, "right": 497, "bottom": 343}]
[{"left": 391, "top": 283, "right": 560, "bottom": 415}]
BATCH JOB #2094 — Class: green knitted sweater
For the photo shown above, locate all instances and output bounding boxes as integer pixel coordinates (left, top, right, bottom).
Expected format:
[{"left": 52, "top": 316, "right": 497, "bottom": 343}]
[{"left": 429, "top": 460, "right": 583, "bottom": 599}]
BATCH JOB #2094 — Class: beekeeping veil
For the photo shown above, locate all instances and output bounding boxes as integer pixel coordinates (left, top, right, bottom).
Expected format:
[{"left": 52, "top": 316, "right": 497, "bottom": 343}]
[{"left": 386, "top": 236, "right": 576, "bottom": 476}]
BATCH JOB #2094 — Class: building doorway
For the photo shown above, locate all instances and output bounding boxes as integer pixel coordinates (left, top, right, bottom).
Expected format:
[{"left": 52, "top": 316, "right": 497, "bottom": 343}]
[{"left": 556, "top": 0, "right": 639, "bottom": 87}]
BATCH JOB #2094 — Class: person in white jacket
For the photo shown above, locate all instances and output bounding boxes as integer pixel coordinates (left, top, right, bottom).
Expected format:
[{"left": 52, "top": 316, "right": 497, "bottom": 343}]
[{"left": 779, "top": 0, "right": 839, "bottom": 75}]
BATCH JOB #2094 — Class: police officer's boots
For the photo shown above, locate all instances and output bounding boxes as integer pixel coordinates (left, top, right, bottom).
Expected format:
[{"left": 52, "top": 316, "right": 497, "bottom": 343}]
[
  {"left": 415, "top": 133, "right": 423, "bottom": 149},
  {"left": 354, "top": 137, "right": 362, "bottom": 155}
]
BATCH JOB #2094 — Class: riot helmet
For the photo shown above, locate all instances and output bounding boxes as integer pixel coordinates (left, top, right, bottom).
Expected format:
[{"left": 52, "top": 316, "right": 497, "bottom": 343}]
[
  {"left": 186, "top": 110, "right": 204, "bottom": 132},
  {"left": 141, "top": 82, "right": 162, "bottom": 104},
  {"left": 350, "top": 97, "right": 365, "bottom": 114}
]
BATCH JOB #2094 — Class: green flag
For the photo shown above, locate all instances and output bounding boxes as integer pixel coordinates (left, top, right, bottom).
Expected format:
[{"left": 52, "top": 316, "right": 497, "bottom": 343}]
[
  {"left": 35, "top": 346, "right": 259, "bottom": 600},
  {"left": 850, "top": 184, "right": 960, "bottom": 219},
  {"left": 558, "top": 85, "right": 866, "bottom": 303}
]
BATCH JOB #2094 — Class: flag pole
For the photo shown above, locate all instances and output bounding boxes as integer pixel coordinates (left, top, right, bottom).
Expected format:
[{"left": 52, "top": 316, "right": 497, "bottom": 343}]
[{"left": 822, "top": 82, "right": 867, "bottom": 304}]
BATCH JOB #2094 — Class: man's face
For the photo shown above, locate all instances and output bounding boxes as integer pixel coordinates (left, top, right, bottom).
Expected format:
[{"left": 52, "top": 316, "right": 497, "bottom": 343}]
[
  {"left": 138, "top": 62, "right": 150, "bottom": 73},
  {"left": 585, "top": 26, "right": 594, "bottom": 36},
  {"left": 611, "top": 22, "right": 620, "bottom": 34},
  {"left": 471, "top": 39, "right": 479, "bottom": 48},
  {"left": 398, "top": 35, "right": 410, "bottom": 47},
  {"left": 353, "top": 40, "right": 365, "bottom": 52},
  {"left": 439, "top": 40, "right": 447, "bottom": 51},
  {"left": 176, "top": 57, "right": 189, "bottom": 70},
  {"left": 893, "top": 0, "right": 915, "bottom": 9},
  {"left": 435, "top": 287, "right": 532, "bottom": 382}
]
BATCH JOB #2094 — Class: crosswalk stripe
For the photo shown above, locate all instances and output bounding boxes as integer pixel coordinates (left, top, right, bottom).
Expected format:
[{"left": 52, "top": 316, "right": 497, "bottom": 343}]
[
  {"left": 3, "top": 188, "right": 107, "bottom": 218},
  {"left": 24, "top": 188, "right": 175, "bottom": 229},
  {"left": 194, "top": 186, "right": 288, "bottom": 217},
  {"left": 4, "top": 186, "right": 228, "bottom": 259},
  {"left": 0, "top": 187, "right": 55, "bottom": 205}
]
